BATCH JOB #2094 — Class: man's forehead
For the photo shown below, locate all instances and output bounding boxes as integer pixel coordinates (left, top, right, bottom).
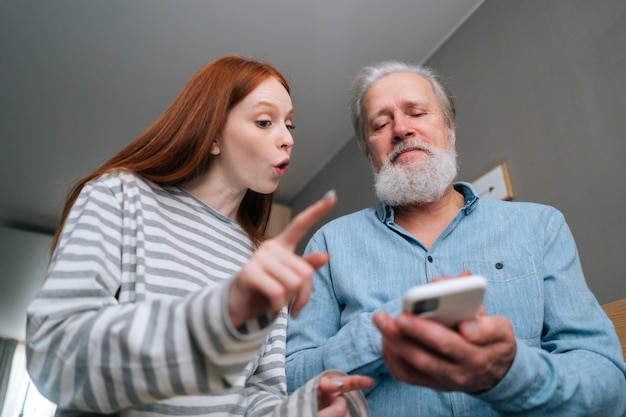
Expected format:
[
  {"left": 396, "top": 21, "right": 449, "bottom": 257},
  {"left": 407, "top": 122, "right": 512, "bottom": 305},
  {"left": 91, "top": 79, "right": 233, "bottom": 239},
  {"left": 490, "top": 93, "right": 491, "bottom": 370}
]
[
  {"left": 371, "top": 72, "right": 429, "bottom": 92},
  {"left": 364, "top": 73, "right": 434, "bottom": 114}
]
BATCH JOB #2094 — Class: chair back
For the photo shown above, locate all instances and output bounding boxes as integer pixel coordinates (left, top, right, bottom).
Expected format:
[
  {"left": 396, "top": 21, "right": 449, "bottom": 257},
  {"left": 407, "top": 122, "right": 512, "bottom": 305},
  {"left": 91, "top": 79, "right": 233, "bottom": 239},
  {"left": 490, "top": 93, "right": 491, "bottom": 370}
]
[{"left": 602, "top": 298, "right": 626, "bottom": 361}]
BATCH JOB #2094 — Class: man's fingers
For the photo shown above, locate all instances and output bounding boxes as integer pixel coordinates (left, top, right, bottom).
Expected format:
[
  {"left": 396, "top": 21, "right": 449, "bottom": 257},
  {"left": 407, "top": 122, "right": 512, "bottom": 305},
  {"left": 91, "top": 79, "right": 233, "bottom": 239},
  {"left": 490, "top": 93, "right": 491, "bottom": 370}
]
[
  {"left": 274, "top": 190, "right": 337, "bottom": 249},
  {"left": 458, "top": 315, "right": 512, "bottom": 345}
]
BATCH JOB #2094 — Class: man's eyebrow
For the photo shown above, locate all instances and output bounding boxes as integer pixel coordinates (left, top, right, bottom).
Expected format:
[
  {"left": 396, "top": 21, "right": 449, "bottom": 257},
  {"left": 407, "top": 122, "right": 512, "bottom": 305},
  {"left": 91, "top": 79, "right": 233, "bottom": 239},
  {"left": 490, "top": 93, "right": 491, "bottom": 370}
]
[
  {"left": 403, "top": 100, "right": 427, "bottom": 109},
  {"left": 369, "top": 108, "right": 392, "bottom": 121},
  {"left": 370, "top": 100, "right": 425, "bottom": 116}
]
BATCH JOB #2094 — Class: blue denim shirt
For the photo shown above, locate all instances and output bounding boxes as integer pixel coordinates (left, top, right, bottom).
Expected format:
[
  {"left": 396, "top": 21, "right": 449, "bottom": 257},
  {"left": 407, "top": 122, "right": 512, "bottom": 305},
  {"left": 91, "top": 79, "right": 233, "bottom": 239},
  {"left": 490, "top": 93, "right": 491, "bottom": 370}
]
[{"left": 286, "top": 183, "right": 626, "bottom": 416}]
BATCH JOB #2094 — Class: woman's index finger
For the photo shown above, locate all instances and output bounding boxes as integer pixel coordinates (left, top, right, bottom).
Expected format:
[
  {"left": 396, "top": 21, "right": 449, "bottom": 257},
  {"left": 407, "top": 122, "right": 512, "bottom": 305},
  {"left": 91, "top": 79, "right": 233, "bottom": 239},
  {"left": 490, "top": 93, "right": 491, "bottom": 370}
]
[{"left": 274, "top": 190, "right": 336, "bottom": 250}]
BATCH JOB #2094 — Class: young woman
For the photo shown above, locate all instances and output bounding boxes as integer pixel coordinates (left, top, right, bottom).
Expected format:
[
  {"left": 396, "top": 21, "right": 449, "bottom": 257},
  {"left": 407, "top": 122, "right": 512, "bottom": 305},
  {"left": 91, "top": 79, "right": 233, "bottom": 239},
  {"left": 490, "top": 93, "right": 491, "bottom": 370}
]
[{"left": 26, "top": 55, "right": 372, "bottom": 417}]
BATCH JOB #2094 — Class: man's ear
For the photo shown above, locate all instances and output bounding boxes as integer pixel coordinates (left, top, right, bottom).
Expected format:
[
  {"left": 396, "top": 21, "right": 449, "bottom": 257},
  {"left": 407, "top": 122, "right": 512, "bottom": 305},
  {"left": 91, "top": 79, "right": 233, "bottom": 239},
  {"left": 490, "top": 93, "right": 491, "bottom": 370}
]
[{"left": 449, "top": 128, "right": 456, "bottom": 145}]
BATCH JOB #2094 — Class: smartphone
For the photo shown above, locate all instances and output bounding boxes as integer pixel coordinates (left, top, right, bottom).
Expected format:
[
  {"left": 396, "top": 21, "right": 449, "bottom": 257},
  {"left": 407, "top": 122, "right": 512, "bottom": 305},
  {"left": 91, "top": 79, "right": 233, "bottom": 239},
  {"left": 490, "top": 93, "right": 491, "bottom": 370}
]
[{"left": 402, "top": 275, "right": 487, "bottom": 327}]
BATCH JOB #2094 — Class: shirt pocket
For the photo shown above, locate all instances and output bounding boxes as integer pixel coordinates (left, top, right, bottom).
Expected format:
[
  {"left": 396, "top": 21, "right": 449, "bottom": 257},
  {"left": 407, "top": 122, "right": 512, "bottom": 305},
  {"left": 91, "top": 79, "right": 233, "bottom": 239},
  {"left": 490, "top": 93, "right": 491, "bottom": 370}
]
[{"left": 463, "top": 257, "right": 543, "bottom": 341}]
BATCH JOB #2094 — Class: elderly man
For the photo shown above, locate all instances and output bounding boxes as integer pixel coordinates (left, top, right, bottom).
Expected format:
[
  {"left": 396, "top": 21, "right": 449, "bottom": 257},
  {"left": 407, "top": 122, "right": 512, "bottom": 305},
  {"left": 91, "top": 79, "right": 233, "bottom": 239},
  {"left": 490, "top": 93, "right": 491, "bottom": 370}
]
[{"left": 285, "top": 61, "right": 626, "bottom": 416}]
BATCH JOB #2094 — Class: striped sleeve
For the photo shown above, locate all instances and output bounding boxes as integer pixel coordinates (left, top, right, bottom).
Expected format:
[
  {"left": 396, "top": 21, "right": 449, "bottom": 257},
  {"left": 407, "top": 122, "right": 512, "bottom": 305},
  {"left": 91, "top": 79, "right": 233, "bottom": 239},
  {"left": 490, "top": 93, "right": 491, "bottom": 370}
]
[
  {"left": 271, "top": 370, "right": 370, "bottom": 417},
  {"left": 25, "top": 174, "right": 269, "bottom": 412},
  {"left": 243, "top": 311, "right": 370, "bottom": 416}
]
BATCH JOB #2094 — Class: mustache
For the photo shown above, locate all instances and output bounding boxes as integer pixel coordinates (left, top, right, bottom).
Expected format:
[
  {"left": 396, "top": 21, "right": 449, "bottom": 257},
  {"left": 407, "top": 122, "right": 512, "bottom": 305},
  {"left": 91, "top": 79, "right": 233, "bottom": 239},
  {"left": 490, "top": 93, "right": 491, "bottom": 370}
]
[{"left": 388, "top": 140, "right": 433, "bottom": 162}]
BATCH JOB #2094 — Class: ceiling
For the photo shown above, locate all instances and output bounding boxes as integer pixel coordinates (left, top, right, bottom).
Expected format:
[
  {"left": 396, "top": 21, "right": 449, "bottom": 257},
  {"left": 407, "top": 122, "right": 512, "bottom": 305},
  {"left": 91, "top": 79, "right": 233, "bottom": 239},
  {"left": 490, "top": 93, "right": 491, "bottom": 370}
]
[{"left": 1, "top": 0, "right": 484, "bottom": 233}]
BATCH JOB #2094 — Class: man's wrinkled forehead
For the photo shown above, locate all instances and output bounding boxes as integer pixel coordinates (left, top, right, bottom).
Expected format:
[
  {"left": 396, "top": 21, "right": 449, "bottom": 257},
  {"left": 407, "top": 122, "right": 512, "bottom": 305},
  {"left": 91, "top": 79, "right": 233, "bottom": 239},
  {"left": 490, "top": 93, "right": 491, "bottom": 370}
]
[{"left": 363, "top": 72, "right": 436, "bottom": 116}]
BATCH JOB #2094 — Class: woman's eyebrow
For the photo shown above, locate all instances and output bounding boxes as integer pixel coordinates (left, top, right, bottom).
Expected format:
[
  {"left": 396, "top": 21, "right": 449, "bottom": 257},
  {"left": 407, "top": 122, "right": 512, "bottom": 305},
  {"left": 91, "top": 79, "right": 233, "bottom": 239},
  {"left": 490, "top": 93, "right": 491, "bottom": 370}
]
[
  {"left": 253, "top": 100, "right": 294, "bottom": 116},
  {"left": 253, "top": 100, "right": 278, "bottom": 110}
]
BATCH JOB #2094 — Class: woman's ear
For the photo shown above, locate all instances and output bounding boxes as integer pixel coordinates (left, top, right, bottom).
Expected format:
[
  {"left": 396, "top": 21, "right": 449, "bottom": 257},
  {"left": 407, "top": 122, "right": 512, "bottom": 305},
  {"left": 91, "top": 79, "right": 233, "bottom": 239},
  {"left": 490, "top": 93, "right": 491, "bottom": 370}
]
[{"left": 210, "top": 140, "right": 221, "bottom": 155}]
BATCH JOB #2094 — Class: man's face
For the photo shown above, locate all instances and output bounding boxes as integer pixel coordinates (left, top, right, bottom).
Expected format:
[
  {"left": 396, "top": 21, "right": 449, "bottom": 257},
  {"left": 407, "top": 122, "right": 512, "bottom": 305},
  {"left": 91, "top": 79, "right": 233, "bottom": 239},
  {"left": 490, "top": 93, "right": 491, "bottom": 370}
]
[{"left": 362, "top": 72, "right": 454, "bottom": 172}]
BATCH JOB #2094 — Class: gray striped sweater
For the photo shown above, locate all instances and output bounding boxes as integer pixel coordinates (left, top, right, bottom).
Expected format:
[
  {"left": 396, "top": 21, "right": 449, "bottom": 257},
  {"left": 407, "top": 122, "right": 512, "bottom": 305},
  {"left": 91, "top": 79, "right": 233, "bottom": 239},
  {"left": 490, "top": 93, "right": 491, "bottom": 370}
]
[{"left": 26, "top": 172, "right": 367, "bottom": 417}]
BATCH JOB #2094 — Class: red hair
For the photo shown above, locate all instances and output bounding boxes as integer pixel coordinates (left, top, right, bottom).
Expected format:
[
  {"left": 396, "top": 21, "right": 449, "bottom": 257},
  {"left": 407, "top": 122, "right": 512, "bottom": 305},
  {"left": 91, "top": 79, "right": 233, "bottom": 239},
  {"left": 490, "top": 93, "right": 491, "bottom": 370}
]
[{"left": 52, "top": 55, "right": 291, "bottom": 250}]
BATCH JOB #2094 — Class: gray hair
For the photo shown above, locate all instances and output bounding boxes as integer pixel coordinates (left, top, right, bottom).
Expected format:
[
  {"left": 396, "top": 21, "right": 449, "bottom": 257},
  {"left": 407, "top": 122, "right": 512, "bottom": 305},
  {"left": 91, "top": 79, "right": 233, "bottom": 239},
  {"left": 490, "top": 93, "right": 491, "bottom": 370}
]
[{"left": 350, "top": 61, "right": 456, "bottom": 156}]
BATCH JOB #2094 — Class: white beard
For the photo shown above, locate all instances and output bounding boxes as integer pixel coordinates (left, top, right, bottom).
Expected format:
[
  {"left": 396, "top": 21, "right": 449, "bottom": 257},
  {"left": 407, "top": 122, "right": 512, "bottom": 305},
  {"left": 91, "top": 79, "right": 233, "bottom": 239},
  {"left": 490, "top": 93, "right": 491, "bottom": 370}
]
[{"left": 373, "top": 139, "right": 458, "bottom": 207}]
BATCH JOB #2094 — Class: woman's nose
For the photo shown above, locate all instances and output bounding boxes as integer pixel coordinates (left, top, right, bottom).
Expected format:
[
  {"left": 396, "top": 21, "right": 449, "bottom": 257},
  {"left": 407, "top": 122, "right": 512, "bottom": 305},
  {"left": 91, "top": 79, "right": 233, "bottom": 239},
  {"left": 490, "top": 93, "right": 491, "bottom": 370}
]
[{"left": 280, "top": 128, "right": 294, "bottom": 150}]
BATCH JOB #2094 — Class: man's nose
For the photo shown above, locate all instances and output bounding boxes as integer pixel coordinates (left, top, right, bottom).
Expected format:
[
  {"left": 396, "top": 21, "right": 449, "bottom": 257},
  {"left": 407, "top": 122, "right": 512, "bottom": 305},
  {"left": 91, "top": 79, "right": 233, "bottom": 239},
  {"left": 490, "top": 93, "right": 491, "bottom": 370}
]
[{"left": 392, "top": 116, "right": 415, "bottom": 141}]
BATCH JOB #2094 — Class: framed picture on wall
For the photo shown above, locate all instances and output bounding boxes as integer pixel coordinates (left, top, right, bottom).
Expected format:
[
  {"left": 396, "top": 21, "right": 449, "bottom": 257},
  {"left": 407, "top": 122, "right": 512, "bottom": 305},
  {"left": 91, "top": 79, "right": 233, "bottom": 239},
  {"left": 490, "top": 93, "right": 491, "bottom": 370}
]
[{"left": 471, "top": 163, "right": 514, "bottom": 201}]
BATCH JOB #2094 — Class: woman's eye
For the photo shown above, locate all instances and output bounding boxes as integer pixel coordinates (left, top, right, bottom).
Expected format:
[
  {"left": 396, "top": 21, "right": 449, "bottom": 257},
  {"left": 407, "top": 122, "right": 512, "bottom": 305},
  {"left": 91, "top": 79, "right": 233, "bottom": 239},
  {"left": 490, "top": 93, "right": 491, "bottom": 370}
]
[
  {"left": 286, "top": 124, "right": 296, "bottom": 131},
  {"left": 256, "top": 120, "right": 272, "bottom": 128}
]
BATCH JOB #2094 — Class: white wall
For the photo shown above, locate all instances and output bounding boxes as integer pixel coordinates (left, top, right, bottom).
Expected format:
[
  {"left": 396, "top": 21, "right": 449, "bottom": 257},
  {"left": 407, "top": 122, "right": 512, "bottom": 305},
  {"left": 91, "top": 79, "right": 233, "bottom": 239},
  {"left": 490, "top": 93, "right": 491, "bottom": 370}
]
[{"left": 0, "top": 226, "right": 51, "bottom": 340}]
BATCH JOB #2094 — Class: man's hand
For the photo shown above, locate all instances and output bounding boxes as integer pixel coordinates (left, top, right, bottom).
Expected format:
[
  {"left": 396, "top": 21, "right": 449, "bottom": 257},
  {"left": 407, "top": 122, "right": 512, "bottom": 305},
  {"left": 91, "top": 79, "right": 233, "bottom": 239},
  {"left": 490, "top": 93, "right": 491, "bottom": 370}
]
[
  {"left": 228, "top": 191, "right": 337, "bottom": 328},
  {"left": 373, "top": 310, "right": 516, "bottom": 392}
]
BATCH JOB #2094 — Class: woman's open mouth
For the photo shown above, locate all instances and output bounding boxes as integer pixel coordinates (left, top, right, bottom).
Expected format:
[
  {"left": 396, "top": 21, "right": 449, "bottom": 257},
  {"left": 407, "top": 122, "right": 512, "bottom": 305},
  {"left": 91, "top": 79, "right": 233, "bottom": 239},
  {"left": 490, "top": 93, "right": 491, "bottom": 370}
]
[{"left": 274, "top": 158, "right": 290, "bottom": 175}]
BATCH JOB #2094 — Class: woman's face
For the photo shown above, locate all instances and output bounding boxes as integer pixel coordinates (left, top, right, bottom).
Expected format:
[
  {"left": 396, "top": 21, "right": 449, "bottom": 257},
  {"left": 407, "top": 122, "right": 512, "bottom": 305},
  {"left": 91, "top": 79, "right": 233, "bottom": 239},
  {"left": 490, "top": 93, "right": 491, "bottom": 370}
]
[{"left": 214, "top": 76, "right": 294, "bottom": 195}]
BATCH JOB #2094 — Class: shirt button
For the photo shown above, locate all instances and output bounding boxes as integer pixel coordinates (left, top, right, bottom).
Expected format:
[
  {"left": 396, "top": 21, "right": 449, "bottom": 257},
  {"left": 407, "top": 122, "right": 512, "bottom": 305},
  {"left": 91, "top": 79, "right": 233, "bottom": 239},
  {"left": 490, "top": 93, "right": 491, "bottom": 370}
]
[
  {"left": 427, "top": 256, "right": 433, "bottom": 263},
  {"left": 495, "top": 262, "right": 504, "bottom": 269}
]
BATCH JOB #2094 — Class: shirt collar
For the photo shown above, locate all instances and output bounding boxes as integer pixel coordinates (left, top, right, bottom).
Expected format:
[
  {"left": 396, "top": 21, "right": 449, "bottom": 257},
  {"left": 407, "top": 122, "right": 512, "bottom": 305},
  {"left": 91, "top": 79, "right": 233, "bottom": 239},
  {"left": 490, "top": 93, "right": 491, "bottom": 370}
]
[{"left": 375, "top": 181, "right": 480, "bottom": 223}]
